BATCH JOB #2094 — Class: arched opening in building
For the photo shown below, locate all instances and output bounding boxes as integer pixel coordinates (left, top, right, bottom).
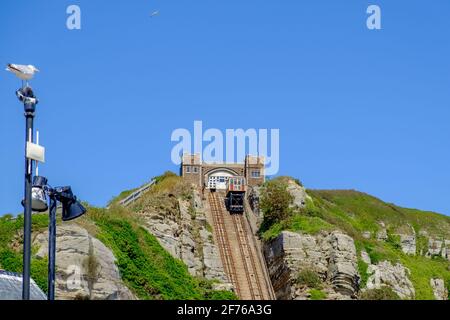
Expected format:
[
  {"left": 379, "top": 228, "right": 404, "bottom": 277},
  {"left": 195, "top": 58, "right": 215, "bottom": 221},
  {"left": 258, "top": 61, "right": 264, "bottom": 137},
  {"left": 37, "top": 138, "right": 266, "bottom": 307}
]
[{"left": 205, "top": 168, "right": 239, "bottom": 190}]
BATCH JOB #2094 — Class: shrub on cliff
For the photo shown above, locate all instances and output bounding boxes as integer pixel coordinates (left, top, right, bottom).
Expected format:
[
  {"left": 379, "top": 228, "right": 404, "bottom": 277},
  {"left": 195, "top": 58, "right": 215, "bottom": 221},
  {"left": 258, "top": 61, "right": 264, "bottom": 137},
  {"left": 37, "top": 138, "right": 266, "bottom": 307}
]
[
  {"left": 296, "top": 269, "right": 322, "bottom": 289},
  {"left": 259, "top": 179, "right": 293, "bottom": 233},
  {"left": 360, "top": 287, "right": 400, "bottom": 300}
]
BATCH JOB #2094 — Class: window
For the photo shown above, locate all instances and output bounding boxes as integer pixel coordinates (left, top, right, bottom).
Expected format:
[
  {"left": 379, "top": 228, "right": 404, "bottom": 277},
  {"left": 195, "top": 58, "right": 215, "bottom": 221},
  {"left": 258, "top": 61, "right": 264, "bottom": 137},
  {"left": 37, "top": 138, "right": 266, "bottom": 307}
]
[
  {"left": 251, "top": 170, "right": 260, "bottom": 178},
  {"left": 186, "top": 166, "right": 191, "bottom": 173},
  {"left": 193, "top": 167, "right": 198, "bottom": 173}
]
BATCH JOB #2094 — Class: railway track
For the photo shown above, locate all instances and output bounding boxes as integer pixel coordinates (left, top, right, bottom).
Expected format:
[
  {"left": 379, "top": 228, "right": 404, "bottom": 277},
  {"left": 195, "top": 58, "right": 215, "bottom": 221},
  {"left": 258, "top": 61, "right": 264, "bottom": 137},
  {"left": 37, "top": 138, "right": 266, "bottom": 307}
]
[
  {"left": 208, "top": 192, "right": 241, "bottom": 297},
  {"left": 208, "top": 191, "right": 272, "bottom": 300},
  {"left": 231, "top": 213, "right": 264, "bottom": 299}
]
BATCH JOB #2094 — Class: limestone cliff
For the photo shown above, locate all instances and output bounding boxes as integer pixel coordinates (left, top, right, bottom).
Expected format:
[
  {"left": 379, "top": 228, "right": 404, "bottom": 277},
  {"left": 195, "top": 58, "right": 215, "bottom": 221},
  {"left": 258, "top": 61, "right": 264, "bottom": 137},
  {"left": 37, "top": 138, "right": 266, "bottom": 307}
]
[
  {"left": 130, "top": 184, "right": 232, "bottom": 288},
  {"left": 264, "top": 230, "right": 359, "bottom": 300},
  {"left": 33, "top": 224, "right": 134, "bottom": 300},
  {"left": 2, "top": 172, "right": 449, "bottom": 300},
  {"left": 259, "top": 178, "right": 450, "bottom": 300}
]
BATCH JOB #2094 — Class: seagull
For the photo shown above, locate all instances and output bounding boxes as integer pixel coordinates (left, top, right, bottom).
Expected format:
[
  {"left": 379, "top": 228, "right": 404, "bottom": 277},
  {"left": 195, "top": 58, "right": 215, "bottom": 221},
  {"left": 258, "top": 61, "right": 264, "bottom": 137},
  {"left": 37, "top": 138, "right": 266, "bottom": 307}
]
[
  {"left": 6, "top": 63, "right": 39, "bottom": 87},
  {"left": 150, "top": 10, "right": 159, "bottom": 17}
]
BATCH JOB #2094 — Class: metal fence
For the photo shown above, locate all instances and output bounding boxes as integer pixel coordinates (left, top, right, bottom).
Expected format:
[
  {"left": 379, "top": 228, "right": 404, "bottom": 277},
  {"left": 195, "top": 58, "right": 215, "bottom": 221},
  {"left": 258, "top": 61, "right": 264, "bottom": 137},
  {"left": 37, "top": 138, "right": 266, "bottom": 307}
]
[{"left": 118, "top": 180, "right": 156, "bottom": 207}]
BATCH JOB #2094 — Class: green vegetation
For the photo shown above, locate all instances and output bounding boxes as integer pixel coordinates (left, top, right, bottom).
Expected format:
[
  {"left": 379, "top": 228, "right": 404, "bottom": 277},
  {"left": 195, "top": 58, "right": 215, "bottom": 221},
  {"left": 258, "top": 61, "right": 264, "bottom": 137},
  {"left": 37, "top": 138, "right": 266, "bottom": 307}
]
[
  {"left": 416, "top": 235, "right": 429, "bottom": 256},
  {"left": 262, "top": 214, "right": 333, "bottom": 241},
  {"left": 2, "top": 172, "right": 449, "bottom": 301},
  {"left": 355, "top": 238, "right": 450, "bottom": 300},
  {"left": 448, "top": 280, "right": 450, "bottom": 298},
  {"left": 357, "top": 259, "right": 369, "bottom": 288},
  {"left": 152, "top": 171, "right": 178, "bottom": 185},
  {"left": 0, "top": 213, "right": 49, "bottom": 293},
  {"left": 258, "top": 178, "right": 450, "bottom": 300},
  {"left": 309, "top": 289, "right": 327, "bottom": 300},
  {"left": 92, "top": 172, "right": 237, "bottom": 300},
  {"left": 307, "top": 190, "right": 450, "bottom": 240},
  {"left": 386, "top": 234, "right": 402, "bottom": 251},
  {"left": 0, "top": 173, "right": 237, "bottom": 300},
  {"left": 88, "top": 205, "right": 236, "bottom": 300},
  {"left": 108, "top": 187, "right": 138, "bottom": 206},
  {"left": 107, "top": 171, "right": 180, "bottom": 206},
  {"left": 259, "top": 178, "right": 293, "bottom": 233},
  {"left": 296, "top": 269, "right": 322, "bottom": 289},
  {"left": 259, "top": 178, "right": 333, "bottom": 240},
  {"left": 360, "top": 287, "right": 400, "bottom": 300}
]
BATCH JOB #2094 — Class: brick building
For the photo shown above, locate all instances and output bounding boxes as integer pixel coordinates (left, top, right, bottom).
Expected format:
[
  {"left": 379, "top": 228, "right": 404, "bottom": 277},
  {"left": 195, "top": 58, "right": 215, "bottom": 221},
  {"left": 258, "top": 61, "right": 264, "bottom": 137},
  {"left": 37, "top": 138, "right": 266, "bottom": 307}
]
[{"left": 180, "top": 154, "right": 265, "bottom": 190}]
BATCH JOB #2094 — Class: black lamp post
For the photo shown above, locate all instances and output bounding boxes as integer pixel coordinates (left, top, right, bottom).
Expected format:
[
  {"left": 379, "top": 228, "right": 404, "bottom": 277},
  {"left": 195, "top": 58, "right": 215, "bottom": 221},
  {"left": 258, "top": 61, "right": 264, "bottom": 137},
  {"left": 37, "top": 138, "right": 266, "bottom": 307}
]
[
  {"left": 30, "top": 176, "right": 87, "bottom": 300},
  {"left": 15, "top": 84, "right": 86, "bottom": 300},
  {"left": 16, "top": 86, "right": 38, "bottom": 300}
]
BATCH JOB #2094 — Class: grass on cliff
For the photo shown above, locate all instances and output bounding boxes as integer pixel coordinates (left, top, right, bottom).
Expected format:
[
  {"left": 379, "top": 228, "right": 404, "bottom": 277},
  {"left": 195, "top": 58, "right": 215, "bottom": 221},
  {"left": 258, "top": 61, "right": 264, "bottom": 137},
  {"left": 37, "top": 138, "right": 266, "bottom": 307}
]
[
  {"left": 107, "top": 171, "right": 181, "bottom": 206},
  {"left": 308, "top": 190, "right": 450, "bottom": 239},
  {"left": 0, "top": 171, "right": 237, "bottom": 300},
  {"left": 0, "top": 213, "right": 49, "bottom": 293},
  {"left": 259, "top": 178, "right": 333, "bottom": 241},
  {"left": 355, "top": 238, "right": 450, "bottom": 299},
  {"left": 259, "top": 177, "right": 450, "bottom": 300},
  {"left": 86, "top": 205, "right": 236, "bottom": 300},
  {"left": 309, "top": 190, "right": 450, "bottom": 300},
  {"left": 360, "top": 287, "right": 400, "bottom": 300}
]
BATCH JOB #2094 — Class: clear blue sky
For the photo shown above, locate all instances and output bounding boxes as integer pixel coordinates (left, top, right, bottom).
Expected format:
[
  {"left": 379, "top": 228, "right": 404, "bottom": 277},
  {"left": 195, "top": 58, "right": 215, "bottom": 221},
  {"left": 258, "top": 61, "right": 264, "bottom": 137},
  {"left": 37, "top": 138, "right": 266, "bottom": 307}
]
[{"left": 1, "top": 0, "right": 449, "bottom": 215}]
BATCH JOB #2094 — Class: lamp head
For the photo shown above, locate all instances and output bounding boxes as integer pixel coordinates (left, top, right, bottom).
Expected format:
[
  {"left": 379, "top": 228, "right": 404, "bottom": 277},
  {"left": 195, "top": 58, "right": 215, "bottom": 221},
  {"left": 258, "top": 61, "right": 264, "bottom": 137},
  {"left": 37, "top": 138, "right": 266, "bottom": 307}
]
[
  {"left": 21, "top": 176, "right": 48, "bottom": 212},
  {"left": 57, "top": 186, "right": 86, "bottom": 221}
]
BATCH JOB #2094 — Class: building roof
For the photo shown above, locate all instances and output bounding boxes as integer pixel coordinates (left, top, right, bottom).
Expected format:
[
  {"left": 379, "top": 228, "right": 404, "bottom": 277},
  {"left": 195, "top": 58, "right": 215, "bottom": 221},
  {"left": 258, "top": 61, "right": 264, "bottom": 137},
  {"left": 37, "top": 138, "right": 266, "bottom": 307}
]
[{"left": 0, "top": 270, "right": 47, "bottom": 300}]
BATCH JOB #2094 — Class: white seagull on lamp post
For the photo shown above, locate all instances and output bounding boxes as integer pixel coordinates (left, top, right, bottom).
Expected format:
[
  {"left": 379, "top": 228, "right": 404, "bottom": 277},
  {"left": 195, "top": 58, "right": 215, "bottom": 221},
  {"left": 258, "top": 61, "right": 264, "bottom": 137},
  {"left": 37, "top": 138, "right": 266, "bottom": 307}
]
[{"left": 6, "top": 64, "right": 39, "bottom": 87}]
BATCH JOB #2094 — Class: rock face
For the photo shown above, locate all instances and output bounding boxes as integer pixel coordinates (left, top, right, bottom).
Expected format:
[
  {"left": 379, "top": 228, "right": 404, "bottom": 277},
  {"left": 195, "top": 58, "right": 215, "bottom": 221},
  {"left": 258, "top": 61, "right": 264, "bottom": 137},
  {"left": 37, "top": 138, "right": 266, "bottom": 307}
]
[
  {"left": 398, "top": 234, "right": 416, "bottom": 255},
  {"left": 263, "top": 231, "right": 359, "bottom": 300},
  {"left": 33, "top": 224, "right": 134, "bottom": 300},
  {"left": 139, "top": 188, "right": 229, "bottom": 284},
  {"left": 444, "top": 240, "right": 450, "bottom": 260},
  {"left": 327, "top": 232, "right": 360, "bottom": 296},
  {"left": 362, "top": 231, "right": 372, "bottom": 240},
  {"left": 430, "top": 278, "right": 448, "bottom": 300},
  {"left": 360, "top": 250, "right": 371, "bottom": 265},
  {"left": 427, "top": 238, "right": 450, "bottom": 260},
  {"left": 247, "top": 186, "right": 262, "bottom": 216},
  {"left": 286, "top": 180, "right": 309, "bottom": 209},
  {"left": 394, "top": 224, "right": 416, "bottom": 255},
  {"left": 366, "top": 261, "right": 415, "bottom": 299},
  {"left": 376, "top": 222, "right": 388, "bottom": 241}
]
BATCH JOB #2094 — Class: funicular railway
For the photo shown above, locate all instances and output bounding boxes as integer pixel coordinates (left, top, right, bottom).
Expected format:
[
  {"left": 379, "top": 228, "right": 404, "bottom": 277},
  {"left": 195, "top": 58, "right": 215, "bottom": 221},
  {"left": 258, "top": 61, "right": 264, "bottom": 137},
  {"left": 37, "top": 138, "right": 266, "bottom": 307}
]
[{"left": 207, "top": 176, "right": 274, "bottom": 300}]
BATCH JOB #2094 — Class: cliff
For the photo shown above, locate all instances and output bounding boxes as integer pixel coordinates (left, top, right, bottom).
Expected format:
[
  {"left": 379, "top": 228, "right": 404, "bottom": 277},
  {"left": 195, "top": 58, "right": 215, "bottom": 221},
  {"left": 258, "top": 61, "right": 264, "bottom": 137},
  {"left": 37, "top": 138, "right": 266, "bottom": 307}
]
[
  {"left": 258, "top": 177, "right": 450, "bottom": 300},
  {"left": 1, "top": 172, "right": 449, "bottom": 300},
  {"left": 0, "top": 172, "right": 235, "bottom": 300}
]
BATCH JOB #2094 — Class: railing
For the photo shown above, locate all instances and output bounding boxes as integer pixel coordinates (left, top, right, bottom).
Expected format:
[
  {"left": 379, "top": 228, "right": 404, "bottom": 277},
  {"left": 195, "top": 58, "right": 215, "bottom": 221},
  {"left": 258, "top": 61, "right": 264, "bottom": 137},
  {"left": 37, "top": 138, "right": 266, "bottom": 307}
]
[{"left": 118, "top": 179, "right": 156, "bottom": 207}]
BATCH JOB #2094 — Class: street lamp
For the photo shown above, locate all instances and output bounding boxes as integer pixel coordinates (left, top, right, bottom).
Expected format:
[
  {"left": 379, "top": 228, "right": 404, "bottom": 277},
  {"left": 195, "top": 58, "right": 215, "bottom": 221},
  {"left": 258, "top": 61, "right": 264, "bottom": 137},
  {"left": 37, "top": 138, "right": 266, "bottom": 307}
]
[
  {"left": 16, "top": 85, "right": 39, "bottom": 300},
  {"left": 8, "top": 65, "right": 46, "bottom": 300},
  {"left": 30, "top": 176, "right": 87, "bottom": 300},
  {"left": 10, "top": 66, "right": 85, "bottom": 300}
]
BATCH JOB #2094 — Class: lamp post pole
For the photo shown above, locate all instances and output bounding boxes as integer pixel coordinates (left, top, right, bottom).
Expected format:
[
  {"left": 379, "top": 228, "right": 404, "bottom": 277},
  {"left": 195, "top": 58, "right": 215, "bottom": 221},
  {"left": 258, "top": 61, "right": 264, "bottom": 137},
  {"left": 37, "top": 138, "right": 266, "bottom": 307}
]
[
  {"left": 47, "top": 195, "right": 57, "bottom": 300},
  {"left": 19, "top": 87, "right": 38, "bottom": 300}
]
